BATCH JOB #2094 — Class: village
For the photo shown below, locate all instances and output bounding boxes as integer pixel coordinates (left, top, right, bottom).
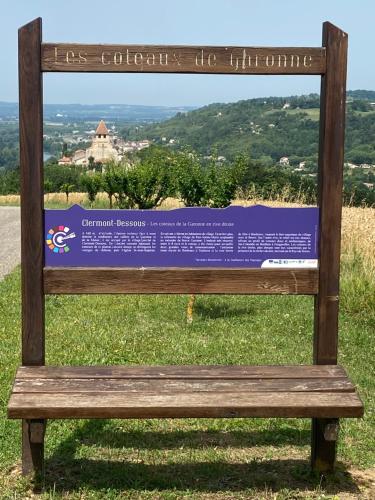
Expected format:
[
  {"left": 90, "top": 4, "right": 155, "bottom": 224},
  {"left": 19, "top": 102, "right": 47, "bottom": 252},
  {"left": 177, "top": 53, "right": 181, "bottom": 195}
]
[
  {"left": 56, "top": 120, "right": 150, "bottom": 166},
  {"left": 51, "top": 119, "right": 374, "bottom": 192}
]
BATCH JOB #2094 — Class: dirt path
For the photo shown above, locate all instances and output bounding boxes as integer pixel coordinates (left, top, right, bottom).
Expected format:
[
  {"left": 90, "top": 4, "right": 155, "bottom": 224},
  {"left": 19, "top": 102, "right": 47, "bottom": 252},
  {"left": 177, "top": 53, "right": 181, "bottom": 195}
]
[{"left": 0, "top": 206, "right": 21, "bottom": 280}]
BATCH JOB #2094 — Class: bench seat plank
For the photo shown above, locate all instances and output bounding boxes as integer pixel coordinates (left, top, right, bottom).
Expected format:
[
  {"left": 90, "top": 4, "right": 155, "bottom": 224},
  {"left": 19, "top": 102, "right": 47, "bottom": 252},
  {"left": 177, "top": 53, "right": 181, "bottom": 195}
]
[
  {"left": 8, "top": 365, "right": 363, "bottom": 420},
  {"left": 16, "top": 364, "right": 348, "bottom": 379},
  {"left": 9, "top": 391, "right": 363, "bottom": 419},
  {"left": 13, "top": 377, "right": 355, "bottom": 393}
]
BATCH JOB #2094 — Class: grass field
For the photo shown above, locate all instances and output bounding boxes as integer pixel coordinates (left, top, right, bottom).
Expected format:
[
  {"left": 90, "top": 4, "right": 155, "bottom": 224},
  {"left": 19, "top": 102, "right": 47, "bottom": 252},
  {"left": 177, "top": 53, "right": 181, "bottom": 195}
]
[
  {"left": 264, "top": 108, "right": 320, "bottom": 121},
  {"left": 0, "top": 201, "right": 374, "bottom": 498}
]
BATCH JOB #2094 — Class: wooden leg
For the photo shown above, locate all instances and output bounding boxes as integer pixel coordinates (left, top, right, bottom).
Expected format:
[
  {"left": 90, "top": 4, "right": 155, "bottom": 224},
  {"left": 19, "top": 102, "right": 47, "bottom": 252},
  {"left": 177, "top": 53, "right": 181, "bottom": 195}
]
[
  {"left": 22, "top": 419, "right": 45, "bottom": 479},
  {"left": 311, "top": 418, "right": 338, "bottom": 473}
]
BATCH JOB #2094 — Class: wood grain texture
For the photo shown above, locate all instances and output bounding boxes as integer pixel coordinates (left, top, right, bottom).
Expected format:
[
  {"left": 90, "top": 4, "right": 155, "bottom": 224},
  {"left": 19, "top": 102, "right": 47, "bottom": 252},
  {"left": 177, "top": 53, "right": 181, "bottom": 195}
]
[
  {"left": 8, "top": 392, "right": 363, "bottom": 419},
  {"left": 13, "top": 378, "right": 354, "bottom": 394},
  {"left": 43, "top": 267, "right": 318, "bottom": 295},
  {"left": 18, "top": 17, "right": 46, "bottom": 478},
  {"left": 312, "top": 21, "right": 349, "bottom": 473},
  {"left": 19, "top": 20, "right": 45, "bottom": 365},
  {"left": 42, "top": 44, "right": 326, "bottom": 75},
  {"left": 314, "top": 23, "right": 348, "bottom": 366},
  {"left": 9, "top": 365, "right": 363, "bottom": 419},
  {"left": 15, "top": 365, "right": 348, "bottom": 379}
]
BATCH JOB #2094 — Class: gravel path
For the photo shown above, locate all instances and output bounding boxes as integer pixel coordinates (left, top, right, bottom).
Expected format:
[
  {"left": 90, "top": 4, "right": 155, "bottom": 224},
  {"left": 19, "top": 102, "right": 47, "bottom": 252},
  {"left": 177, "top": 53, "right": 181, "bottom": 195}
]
[{"left": 0, "top": 206, "right": 21, "bottom": 280}]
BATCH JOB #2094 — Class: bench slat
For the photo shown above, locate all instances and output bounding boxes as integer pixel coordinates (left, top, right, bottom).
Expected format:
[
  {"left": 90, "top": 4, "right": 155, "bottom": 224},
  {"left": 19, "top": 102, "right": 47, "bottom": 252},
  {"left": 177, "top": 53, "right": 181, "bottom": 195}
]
[
  {"left": 16, "top": 365, "right": 348, "bottom": 380},
  {"left": 13, "top": 377, "right": 355, "bottom": 393},
  {"left": 8, "top": 391, "right": 363, "bottom": 419}
]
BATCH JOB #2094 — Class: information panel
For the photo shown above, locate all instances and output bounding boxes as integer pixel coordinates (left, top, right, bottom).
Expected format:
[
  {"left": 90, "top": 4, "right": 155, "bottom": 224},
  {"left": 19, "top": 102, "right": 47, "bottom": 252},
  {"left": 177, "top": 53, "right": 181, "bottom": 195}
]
[{"left": 44, "top": 204, "right": 318, "bottom": 268}]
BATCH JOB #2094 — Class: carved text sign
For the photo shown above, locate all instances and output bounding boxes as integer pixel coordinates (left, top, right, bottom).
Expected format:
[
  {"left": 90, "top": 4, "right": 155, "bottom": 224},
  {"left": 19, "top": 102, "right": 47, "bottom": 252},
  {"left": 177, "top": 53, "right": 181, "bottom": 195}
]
[{"left": 42, "top": 44, "right": 326, "bottom": 74}]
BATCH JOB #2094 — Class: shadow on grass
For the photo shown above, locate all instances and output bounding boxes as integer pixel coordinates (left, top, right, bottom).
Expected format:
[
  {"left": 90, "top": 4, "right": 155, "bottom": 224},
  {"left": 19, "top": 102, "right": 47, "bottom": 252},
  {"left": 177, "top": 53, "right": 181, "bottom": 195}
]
[
  {"left": 194, "top": 300, "right": 256, "bottom": 320},
  {"left": 42, "top": 420, "right": 360, "bottom": 495},
  {"left": 72, "top": 421, "right": 310, "bottom": 450}
]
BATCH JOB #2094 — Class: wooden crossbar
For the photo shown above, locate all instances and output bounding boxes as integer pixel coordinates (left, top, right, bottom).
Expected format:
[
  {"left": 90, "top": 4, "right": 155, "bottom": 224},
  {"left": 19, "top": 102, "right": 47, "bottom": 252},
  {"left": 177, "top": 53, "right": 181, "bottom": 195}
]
[
  {"left": 43, "top": 267, "right": 319, "bottom": 295},
  {"left": 42, "top": 44, "right": 326, "bottom": 74}
]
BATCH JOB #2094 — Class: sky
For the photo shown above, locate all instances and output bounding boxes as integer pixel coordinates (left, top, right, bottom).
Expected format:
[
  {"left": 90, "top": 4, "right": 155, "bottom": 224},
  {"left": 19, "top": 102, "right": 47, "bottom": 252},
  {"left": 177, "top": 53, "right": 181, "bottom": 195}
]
[{"left": 1, "top": 0, "right": 375, "bottom": 106}]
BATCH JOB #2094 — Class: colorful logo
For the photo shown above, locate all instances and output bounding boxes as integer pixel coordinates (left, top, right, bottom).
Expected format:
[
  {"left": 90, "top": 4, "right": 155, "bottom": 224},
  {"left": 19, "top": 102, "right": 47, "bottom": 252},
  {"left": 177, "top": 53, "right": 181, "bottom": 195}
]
[{"left": 46, "top": 226, "right": 76, "bottom": 254}]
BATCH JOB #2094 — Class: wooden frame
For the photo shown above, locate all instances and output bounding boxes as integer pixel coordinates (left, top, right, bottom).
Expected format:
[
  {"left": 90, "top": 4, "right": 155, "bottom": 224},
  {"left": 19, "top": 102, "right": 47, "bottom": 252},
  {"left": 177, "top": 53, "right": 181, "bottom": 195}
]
[
  {"left": 17, "top": 17, "right": 350, "bottom": 478},
  {"left": 44, "top": 268, "right": 318, "bottom": 295}
]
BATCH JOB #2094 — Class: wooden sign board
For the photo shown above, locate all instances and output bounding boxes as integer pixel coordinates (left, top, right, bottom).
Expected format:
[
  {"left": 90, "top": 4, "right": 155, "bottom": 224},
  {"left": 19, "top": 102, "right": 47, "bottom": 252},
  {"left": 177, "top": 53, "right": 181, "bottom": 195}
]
[{"left": 42, "top": 44, "right": 326, "bottom": 74}]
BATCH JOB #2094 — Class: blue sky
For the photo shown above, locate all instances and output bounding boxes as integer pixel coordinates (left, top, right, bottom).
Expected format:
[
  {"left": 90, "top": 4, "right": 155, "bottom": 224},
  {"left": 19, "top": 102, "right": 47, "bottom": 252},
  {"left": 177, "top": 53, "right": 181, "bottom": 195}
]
[{"left": 1, "top": 0, "right": 375, "bottom": 106}]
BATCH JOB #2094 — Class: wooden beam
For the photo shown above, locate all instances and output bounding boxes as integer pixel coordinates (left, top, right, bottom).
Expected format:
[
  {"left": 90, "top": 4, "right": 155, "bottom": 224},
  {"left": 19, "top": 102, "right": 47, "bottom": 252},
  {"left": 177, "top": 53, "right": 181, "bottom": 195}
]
[
  {"left": 314, "top": 23, "right": 347, "bottom": 364},
  {"left": 43, "top": 267, "right": 318, "bottom": 295},
  {"left": 8, "top": 392, "right": 363, "bottom": 420},
  {"left": 312, "top": 21, "right": 348, "bottom": 474},
  {"left": 41, "top": 44, "right": 326, "bottom": 74},
  {"left": 19, "top": 17, "right": 46, "bottom": 478}
]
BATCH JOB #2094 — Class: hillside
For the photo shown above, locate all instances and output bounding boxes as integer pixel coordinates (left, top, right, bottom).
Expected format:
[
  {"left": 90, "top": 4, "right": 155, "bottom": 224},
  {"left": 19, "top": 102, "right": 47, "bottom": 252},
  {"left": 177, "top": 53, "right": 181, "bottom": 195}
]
[
  {"left": 125, "top": 93, "right": 375, "bottom": 169},
  {"left": 0, "top": 102, "right": 195, "bottom": 123}
]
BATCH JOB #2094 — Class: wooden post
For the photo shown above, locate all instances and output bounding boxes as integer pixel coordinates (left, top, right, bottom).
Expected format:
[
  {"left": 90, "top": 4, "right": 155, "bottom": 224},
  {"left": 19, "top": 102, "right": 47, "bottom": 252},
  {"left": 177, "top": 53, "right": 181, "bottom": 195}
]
[
  {"left": 19, "top": 17, "right": 45, "bottom": 478},
  {"left": 312, "top": 22, "right": 348, "bottom": 473}
]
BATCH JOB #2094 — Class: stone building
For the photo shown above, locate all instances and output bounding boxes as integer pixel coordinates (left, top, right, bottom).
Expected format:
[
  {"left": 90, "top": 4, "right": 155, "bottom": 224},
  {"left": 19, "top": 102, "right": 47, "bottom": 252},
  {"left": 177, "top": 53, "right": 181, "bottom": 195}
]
[{"left": 85, "top": 120, "right": 119, "bottom": 163}]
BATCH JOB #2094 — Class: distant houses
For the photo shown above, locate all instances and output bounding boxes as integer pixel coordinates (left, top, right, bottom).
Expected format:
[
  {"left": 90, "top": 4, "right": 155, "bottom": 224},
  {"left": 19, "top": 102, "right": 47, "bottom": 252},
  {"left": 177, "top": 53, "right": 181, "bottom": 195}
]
[
  {"left": 57, "top": 156, "right": 73, "bottom": 166},
  {"left": 279, "top": 156, "right": 289, "bottom": 166}
]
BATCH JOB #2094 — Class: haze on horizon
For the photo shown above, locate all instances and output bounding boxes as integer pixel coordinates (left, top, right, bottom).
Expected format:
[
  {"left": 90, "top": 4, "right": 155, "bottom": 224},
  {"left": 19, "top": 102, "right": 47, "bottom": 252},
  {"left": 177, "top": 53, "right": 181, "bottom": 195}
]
[{"left": 1, "top": 0, "right": 375, "bottom": 107}]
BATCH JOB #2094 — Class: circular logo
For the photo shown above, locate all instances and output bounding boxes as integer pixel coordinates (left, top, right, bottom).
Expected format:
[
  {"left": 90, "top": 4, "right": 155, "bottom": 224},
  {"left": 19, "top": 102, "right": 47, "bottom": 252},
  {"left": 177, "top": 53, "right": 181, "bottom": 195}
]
[{"left": 46, "top": 226, "right": 76, "bottom": 254}]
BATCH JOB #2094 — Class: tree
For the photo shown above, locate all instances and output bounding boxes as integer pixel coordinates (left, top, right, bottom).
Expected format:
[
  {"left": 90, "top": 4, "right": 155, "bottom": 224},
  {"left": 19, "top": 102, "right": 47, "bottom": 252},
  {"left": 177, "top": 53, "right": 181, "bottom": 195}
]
[
  {"left": 102, "top": 162, "right": 121, "bottom": 209},
  {"left": 88, "top": 156, "right": 95, "bottom": 170},
  {"left": 81, "top": 173, "right": 102, "bottom": 207},
  {"left": 60, "top": 183, "right": 75, "bottom": 203},
  {"left": 44, "top": 179, "right": 53, "bottom": 194},
  {"left": 175, "top": 151, "right": 206, "bottom": 206},
  {"left": 126, "top": 157, "right": 174, "bottom": 209},
  {"left": 205, "top": 155, "right": 246, "bottom": 208}
]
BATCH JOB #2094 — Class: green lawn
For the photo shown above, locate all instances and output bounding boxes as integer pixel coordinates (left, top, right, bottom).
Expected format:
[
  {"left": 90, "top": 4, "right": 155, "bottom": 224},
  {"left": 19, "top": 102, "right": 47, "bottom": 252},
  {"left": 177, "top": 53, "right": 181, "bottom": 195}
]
[{"left": 0, "top": 265, "right": 374, "bottom": 498}]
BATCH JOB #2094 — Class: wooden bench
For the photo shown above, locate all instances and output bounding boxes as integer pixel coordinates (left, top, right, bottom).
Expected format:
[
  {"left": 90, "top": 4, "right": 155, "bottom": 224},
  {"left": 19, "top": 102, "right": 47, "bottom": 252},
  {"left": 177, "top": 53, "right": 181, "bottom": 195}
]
[
  {"left": 9, "top": 365, "right": 363, "bottom": 420},
  {"left": 8, "top": 18, "right": 364, "bottom": 481}
]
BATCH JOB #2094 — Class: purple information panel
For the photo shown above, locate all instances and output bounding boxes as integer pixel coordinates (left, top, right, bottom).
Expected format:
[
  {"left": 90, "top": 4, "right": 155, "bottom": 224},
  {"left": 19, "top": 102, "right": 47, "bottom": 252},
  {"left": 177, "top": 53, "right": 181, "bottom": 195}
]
[{"left": 44, "top": 204, "right": 318, "bottom": 268}]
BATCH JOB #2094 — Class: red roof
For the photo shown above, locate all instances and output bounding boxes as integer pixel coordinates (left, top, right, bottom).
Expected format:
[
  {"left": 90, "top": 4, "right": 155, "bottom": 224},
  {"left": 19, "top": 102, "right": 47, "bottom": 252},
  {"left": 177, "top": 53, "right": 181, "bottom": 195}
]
[{"left": 96, "top": 120, "right": 109, "bottom": 135}]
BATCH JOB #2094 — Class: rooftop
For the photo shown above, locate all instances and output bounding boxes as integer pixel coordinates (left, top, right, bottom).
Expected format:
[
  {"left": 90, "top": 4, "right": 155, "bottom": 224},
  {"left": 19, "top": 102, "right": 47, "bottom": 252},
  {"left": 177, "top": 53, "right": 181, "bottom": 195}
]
[{"left": 95, "top": 120, "right": 109, "bottom": 136}]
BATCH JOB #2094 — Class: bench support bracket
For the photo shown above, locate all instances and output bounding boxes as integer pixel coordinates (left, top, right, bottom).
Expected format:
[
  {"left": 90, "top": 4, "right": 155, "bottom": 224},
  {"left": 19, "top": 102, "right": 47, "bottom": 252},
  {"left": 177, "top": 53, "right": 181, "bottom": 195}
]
[
  {"left": 22, "top": 419, "right": 46, "bottom": 478},
  {"left": 311, "top": 418, "right": 339, "bottom": 472}
]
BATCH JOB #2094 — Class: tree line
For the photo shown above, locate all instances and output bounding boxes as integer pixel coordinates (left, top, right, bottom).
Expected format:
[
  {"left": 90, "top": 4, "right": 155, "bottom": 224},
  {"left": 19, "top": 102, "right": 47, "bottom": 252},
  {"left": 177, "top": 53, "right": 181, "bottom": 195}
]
[{"left": 1, "top": 146, "right": 374, "bottom": 207}]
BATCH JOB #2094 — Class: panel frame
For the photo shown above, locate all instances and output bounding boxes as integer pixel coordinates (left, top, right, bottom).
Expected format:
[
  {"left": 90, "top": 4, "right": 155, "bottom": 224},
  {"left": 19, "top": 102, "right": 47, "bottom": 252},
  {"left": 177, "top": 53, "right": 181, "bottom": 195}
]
[
  {"left": 43, "top": 267, "right": 318, "bottom": 295},
  {"left": 16, "top": 17, "right": 350, "bottom": 477}
]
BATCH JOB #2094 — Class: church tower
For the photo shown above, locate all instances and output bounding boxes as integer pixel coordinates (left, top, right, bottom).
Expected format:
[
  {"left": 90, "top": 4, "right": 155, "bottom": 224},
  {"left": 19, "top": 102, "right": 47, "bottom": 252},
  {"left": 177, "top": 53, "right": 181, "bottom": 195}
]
[{"left": 85, "top": 120, "right": 119, "bottom": 163}]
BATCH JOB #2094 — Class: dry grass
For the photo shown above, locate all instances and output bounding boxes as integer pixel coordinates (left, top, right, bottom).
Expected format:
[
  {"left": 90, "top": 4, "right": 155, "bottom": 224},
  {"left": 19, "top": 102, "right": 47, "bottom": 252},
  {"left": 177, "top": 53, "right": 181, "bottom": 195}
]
[
  {"left": 233, "top": 197, "right": 375, "bottom": 276},
  {"left": 341, "top": 206, "right": 375, "bottom": 274}
]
